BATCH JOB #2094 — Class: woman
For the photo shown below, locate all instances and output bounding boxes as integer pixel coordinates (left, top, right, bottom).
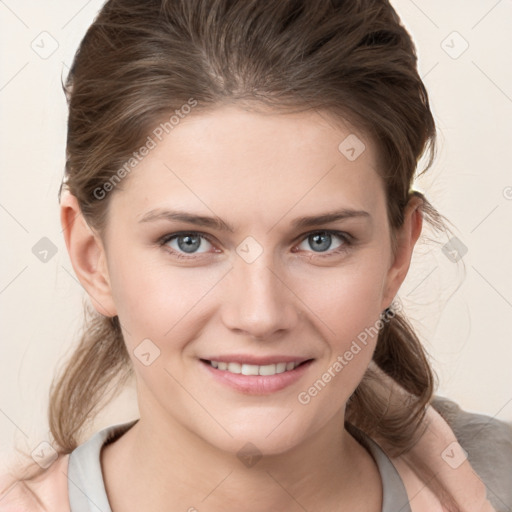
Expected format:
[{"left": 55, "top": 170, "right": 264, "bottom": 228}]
[{"left": 1, "top": 0, "right": 511, "bottom": 510}]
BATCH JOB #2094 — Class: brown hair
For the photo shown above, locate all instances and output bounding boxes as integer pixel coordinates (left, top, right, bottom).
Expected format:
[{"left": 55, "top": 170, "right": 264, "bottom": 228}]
[{"left": 5, "top": 0, "right": 454, "bottom": 487}]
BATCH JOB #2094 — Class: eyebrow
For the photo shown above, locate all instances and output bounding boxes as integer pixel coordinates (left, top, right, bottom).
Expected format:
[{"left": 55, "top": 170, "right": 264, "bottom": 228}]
[{"left": 138, "top": 208, "right": 371, "bottom": 232}]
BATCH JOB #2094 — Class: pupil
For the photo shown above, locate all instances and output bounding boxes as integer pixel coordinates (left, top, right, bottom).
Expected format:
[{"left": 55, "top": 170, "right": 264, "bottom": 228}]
[
  {"left": 178, "top": 235, "right": 201, "bottom": 253},
  {"left": 311, "top": 232, "right": 331, "bottom": 252}
]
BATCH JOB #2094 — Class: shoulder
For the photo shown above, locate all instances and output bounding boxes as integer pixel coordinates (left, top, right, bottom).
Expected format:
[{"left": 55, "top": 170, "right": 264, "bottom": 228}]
[
  {"left": 431, "top": 396, "right": 512, "bottom": 510},
  {"left": 0, "top": 454, "right": 70, "bottom": 512}
]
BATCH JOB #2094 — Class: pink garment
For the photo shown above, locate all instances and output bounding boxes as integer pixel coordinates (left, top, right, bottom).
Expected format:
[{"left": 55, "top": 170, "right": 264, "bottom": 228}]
[
  {"left": 0, "top": 407, "right": 499, "bottom": 512},
  {"left": 0, "top": 454, "right": 70, "bottom": 511}
]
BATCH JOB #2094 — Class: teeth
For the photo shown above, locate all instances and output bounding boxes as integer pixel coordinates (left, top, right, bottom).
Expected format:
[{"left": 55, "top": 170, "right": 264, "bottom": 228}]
[
  {"left": 241, "top": 364, "right": 259, "bottom": 376},
  {"left": 227, "top": 362, "right": 241, "bottom": 374},
  {"left": 276, "top": 362, "right": 287, "bottom": 373},
  {"left": 209, "top": 360, "right": 302, "bottom": 376}
]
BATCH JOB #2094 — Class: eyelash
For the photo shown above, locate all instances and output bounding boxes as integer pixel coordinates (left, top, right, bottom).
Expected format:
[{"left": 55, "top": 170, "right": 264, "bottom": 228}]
[{"left": 157, "top": 230, "right": 354, "bottom": 261}]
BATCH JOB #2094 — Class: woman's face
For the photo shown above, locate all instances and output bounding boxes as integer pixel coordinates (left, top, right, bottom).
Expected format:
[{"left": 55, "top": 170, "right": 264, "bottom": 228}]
[{"left": 96, "top": 105, "right": 415, "bottom": 455}]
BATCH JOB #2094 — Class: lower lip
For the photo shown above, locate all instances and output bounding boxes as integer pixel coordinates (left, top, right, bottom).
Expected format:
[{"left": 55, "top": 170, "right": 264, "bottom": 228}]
[{"left": 200, "top": 360, "right": 314, "bottom": 395}]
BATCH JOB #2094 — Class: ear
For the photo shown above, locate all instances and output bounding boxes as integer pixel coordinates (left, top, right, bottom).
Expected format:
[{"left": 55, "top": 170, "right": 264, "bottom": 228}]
[
  {"left": 380, "top": 195, "right": 423, "bottom": 310},
  {"left": 60, "top": 190, "right": 117, "bottom": 317}
]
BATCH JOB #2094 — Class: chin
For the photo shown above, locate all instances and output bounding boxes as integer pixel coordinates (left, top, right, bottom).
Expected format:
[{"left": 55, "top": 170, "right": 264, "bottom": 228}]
[{"left": 195, "top": 410, "right": 320, "bottom": 458}]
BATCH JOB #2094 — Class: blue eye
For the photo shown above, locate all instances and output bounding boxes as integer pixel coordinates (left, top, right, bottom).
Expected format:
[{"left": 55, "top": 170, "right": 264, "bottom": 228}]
[
  {"left": 158, "top": 230, "right": 353, "bottom": 260},
  {"left": 159, "top": 232, "right": 214, "bottom": 258},
  {"left": 296, "top": 231, "right": 351, "bottom": 255}
]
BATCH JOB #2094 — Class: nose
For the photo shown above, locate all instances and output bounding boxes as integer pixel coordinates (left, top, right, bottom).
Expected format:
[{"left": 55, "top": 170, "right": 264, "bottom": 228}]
[{"left": 221, "top": 254, "right": 299, "bottom": 340}]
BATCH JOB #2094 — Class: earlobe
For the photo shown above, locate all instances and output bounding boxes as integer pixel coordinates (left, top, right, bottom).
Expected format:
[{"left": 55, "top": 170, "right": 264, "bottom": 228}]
[
  {"left": 60, "top": 191, "right": 117, "bottom": 317},
  {"left": 381, "top": 196, "right": 424, "bottom": 310}
]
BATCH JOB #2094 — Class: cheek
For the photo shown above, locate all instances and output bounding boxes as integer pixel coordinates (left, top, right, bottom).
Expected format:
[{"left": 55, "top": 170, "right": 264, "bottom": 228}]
[
  {"left": 296, "top": 257, "right": 388, "bottom": 345},
  {"left": 292, "top": 255, "right": 389, "bottom": 398},
  {"left": 292, "top": 263, "right": 388, "bottom": 422},
  {"left": 108, "top": 252, "right": 222, "bottom": 348}
]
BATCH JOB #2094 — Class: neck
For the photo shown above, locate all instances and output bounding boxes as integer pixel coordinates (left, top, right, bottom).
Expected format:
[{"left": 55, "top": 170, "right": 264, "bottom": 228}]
[{"left": 102, "top": 406, "right": 382, "bottom": 512}]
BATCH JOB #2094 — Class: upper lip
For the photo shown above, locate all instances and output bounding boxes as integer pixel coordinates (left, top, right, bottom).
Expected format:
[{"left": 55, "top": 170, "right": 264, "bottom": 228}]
[{"left": 201, "top": 355, "right": 313, "bottom": 365}]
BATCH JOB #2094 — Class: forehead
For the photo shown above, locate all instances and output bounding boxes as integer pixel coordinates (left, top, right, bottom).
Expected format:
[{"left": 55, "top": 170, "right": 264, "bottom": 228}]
[{"left": 108, "top": 105, "right": 385, "bottom": 228}]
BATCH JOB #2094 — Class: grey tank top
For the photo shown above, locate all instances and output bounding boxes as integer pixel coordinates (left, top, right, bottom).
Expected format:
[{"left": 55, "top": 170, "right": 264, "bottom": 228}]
[{"left": 67, "top": 420, "right": 412, "bottom": 512}]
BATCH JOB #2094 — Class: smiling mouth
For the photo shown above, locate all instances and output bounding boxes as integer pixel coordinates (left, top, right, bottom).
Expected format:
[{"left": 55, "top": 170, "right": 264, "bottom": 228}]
[{"left": 201, "top": 359, "right": 312, "bottom": 376}]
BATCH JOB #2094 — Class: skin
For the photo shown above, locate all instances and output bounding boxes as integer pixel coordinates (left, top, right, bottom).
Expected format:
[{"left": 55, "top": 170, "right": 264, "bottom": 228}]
[{"left": 61, "top": 104, "right": 425, "bottom": 511}]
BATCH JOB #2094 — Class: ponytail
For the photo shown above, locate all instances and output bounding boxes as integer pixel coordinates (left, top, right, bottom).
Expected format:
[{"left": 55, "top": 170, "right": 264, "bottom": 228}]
[
  {"left": 48, "top": 301, "right": 133, "bottom": 453},
  {"left": 346, "top": 310, "right": 435, "bottom": 458}
]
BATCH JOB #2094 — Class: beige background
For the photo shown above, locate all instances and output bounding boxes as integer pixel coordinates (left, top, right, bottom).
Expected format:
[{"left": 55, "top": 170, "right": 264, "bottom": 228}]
[{"left": 1, "top": 0, "right": 511, "bottom": 464}]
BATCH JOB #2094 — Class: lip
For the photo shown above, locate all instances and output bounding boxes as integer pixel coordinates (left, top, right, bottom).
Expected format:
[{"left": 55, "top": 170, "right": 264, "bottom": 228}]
[{"left": 199, "top": 358, "right": 314, "bottom": 395}]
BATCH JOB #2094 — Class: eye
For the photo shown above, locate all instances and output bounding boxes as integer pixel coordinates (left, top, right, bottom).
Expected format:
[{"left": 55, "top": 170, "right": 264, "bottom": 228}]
[
  {"left": 159, "top": 232, "right": 216, "bottom": 258},
  {"left": 294, "top": 230, "right": 352, "bottom": 257},
  {"left": 157, "top": 229, "right": 353, "bottom": 260}
]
